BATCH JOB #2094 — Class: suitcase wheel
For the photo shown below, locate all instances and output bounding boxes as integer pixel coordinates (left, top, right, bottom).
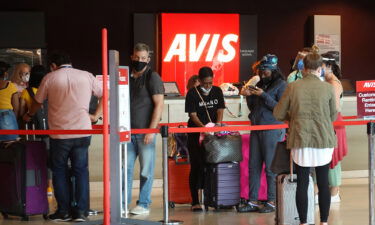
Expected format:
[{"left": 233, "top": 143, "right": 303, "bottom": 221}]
[
  {"left": 168, "top": 202, "right": 175, "bottom": 208},
  {"left": 21, "top": 215, "right": 29, "bottom": 221},
  {"left": 1, "top": 213, "right": 8, "bottom": 219},
  {"left": 43, "top": 214, "right": 48, "bottom": 220}
]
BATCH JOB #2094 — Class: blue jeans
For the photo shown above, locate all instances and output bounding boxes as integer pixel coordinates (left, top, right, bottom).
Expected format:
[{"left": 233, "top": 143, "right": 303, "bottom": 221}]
[
  {"left": 0, "top": 109, "right": 19, "bottom": 141},
  {"left": 50, "top": 136, "right": 91, "bottom": 214},
  {"left": 249, "top": 129, "right": 285, "bottom": 202},
  {"left": 125, "top": 134, "right": 156, "bottom": 208}
]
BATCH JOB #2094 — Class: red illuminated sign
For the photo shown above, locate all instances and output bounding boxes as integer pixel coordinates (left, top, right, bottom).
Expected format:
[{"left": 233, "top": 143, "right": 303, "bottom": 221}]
[
  {"left": 161, "top": 13, "right": 240, "bottom": 95},
  {"left": 356, "top": 80, "right": 375, "bottom": 118}
]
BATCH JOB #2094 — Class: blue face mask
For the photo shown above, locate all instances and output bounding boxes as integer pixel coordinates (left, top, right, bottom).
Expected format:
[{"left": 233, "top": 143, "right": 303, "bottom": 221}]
[
  {"left": 320, "top": 68, "right": 325, "bottom": 81},
  {"left": 297, "top": 59, "right": 304, "bottom": 71}
]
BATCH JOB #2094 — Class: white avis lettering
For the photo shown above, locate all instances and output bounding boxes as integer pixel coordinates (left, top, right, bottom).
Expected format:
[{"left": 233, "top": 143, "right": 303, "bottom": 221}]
[
  {"left": 164, "top": 34, "right": 239, "bottom": 62},
  {"left": 364, "top": 82, "right": 375, "bottom": 88}
]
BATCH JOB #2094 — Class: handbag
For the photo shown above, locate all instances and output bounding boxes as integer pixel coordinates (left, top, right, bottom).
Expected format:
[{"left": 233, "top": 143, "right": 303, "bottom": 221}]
[
  {"left": 203, "top": 133, "right": 243, "bottom": 163},
  {"left": 270, "top": 140, "right": 294, "bottom": 174}
]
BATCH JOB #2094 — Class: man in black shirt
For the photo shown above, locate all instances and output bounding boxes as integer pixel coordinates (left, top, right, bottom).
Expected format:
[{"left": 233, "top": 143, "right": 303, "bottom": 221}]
[
  {"left": 185, "top": 67, "right": 225, "bottom": 211},
  {"left": 126, "top": 43, "right": 164, "bottom": 215}
]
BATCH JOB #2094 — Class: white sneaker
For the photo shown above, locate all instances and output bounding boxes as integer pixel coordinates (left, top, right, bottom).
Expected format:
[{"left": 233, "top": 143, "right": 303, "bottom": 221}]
[
  {"left": 331, "top": 192, "right": 341, "bottom": 203},
  {"left": 130, "top": 205, "right": 150, "bottom": 215}
]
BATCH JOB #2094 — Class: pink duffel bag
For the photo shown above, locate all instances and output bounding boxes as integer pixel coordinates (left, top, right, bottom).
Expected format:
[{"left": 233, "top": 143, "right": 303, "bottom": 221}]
[{"left": 240, "top": 134, "right": 268, "bottom": 201}]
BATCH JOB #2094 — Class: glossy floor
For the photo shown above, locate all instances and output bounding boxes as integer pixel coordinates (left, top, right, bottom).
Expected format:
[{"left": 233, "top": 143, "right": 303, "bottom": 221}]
[{"left": 0, "top": 178, "right": 371, "bottom": 225}]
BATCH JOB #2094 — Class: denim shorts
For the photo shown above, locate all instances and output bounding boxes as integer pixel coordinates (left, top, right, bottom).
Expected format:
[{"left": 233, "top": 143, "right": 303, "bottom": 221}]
[{"left": 0, "top": 109, "right": 19, "bottom": 141}]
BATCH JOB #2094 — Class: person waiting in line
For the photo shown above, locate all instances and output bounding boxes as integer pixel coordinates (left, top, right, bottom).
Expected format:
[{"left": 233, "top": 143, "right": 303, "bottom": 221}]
[
  {"left": 24, "top": 51, "right": 103, "bottom": 222},
  {"left": 0, "top": 61, "right": 20, "bottom": 141},
  {"left": 287, "top": 47, "right": 312, "bottom": 83},
  {"left": 186, "top": 74, "right": 200, "bottom": 91},
  {"left": 125, "top": 43, "right": 164, "bottom": 215},
  {"left": 20, "top": 65, "right": 47, "bottom": 123},
  {"left": 318, "top": 52, "right": 348, "bottom": 204},
  {"left": 185, "top": 67, "right": 225, "bottom": 211},
  {"left": 20, "top": 65, "right": 54, "bottom": 196},
  {"left": 238, "top": 54, "right": 287, "bottom": 213},
  {"left": 273, "top": 52, "right": 337, "bottom": 225},
  {"left": 10, "top": 62, "right": 31, "bottom": 93}
]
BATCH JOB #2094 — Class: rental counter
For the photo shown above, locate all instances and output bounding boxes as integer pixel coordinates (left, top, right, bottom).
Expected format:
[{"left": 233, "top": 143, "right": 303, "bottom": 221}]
[{"left": 88, "top": 95, "right": 368, "bottom": 181}]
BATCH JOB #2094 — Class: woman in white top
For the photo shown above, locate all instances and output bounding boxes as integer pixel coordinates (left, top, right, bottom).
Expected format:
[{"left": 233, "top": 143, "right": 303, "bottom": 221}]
[{"left": 274, "top": 53, "right": 337, "bottom": 225}]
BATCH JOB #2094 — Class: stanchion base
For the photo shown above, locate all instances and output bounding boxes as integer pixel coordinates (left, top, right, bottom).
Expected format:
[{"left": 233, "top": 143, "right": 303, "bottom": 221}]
[{"left": 158, "top": 219, "right": 183, "bottom": 225}]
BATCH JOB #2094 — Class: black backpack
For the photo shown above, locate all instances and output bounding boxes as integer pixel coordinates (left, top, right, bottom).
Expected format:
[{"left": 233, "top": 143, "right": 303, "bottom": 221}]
[{"left": 26, "top": 87, "right": 49, "bottom": 136}]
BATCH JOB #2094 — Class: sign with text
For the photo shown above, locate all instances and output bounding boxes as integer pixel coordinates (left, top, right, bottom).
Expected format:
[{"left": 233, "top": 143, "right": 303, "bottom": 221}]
[
  {"left": 357, "top": 80, "right": 375, "bottom": 119},
  {"left": 161, "top": 13, "right": 240, "bottom": 95},
  {"left": 118, "top": 66, "right": 130, "bottom": 142}
]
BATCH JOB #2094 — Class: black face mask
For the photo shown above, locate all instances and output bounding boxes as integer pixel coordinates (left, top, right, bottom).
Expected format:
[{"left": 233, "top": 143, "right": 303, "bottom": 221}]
[
  {"left": 262, "top": 76, "right": 272, "bottom": 85},
  {"left": 131, "top": 60, "right": 148, "bottom": 72}
]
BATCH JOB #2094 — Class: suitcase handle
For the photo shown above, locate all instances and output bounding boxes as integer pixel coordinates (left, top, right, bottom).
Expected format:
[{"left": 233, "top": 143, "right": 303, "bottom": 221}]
[{"left": 174, "top": 155, "right": 189, "bottom": 165}]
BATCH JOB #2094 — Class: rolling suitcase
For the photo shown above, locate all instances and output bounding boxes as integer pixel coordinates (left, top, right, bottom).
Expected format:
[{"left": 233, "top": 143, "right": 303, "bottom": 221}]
[
  {"left": 0, "top": 140, "right": 49, "bottom": 221},
  {"left": 168, "top": 156, "right": 192, "bottom": 208},
  {"left": 276, "top": 174, "right": 315, "bottom": 225},
  {"left": 204, "top": 162, "right": 240, "bottom": 211}
]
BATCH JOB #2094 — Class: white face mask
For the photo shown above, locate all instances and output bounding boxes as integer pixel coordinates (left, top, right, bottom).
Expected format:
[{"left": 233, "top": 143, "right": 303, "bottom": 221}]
[
  {"left": 22, "top": 73, "right": 30, "bottom": 83},
  {"left": 200, "top": 86, "right": 212, "bottom": 95}
]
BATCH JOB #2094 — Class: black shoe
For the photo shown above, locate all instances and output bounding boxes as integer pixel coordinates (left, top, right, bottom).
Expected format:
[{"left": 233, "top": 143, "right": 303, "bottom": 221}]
[
  {"left": 237, "top": 202, "right": 260, "bottom": 213},
  {"left": 259, "top": 202, "right": 276, "bottom": 213},
  {"left": 48, "top": 211, "right": 71, "bottom": 222},
  {"left": 72, "top": 212, "right": 87, "bottom": 222}
]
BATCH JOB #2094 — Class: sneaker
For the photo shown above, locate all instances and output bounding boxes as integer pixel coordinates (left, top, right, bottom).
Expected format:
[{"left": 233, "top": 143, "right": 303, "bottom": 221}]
[
  {"left": 259, "top": 202, "right": 276, "bottom": 213},
  {"left": 48, "top": 211, "right": 71, "bottom": 222},
  {"left": 72, "top": 212, "right": 87, "bottom": 222},
  {"left": 130, "top": 205, "right": 150, "bottom": 215},
  {"left": 237, "top": 202, "right": 260, "bottom": 213},
  {"left": 331, "top": 192, "right": 341, "bottom": 203}
]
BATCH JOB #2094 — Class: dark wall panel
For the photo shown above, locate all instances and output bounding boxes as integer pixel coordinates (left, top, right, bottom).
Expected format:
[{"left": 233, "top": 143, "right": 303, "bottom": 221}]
[{"left": 2, "top": 1, "right": 375, "bottom": 85}]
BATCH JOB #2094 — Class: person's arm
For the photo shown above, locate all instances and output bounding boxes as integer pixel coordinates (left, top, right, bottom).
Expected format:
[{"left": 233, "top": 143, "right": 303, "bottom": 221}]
[
  {"left": 19, "top": 98, "right": 27, "bottom": 119},
  {"left": 189, "top": 112, "right": 205, "bottom": 127},
  {"left": 329, "top": 86, "right": 338, "bottom": 122},
  {"left": 144, "top": 94, "right": 164, "bottom": 145},
  {"left": 89, "top": 97, "right": 103, "bottom": 122},
  {"left": 11, "top": 92, "right": 20, "bottom": 118},
  {"left": 257, "top": 82, "right": 287, "bottom": 111},
  {"left": 325, "top": 75, "right": 342, "bottom": 112},
  {"left": 273, "top": 85, "right": 291, "bottom": 122},
  {"left": 23, "top": 99, "right": 42, "bottom": 122},
  {"left": 216, "top": 108, "right": 224, "bottom": 124}
]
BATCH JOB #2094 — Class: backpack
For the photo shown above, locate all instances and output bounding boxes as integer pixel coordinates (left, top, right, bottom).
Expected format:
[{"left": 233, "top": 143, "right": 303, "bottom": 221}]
[{"left": 26, "top": 87, "right": 49, "bottom": 137}]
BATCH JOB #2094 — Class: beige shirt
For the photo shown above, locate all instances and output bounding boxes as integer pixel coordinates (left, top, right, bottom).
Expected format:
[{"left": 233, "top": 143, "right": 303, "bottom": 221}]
[{"left": 35, "top": 67, "right": 102, "bottom": 139}]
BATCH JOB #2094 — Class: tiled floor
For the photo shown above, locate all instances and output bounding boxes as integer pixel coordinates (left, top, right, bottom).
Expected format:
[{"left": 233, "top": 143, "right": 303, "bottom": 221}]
[{"left": 0, "top": 178, "right": 371, "bottom": 225}]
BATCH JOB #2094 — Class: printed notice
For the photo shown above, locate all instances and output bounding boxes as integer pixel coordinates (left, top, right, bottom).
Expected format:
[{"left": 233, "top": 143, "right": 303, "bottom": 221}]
[{"left": 357, "top": 80, "right": 375, "bottom": 119}]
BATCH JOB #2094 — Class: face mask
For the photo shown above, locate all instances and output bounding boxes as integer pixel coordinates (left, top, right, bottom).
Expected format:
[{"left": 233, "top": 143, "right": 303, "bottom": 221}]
[
  {"left": 200, "top": 86, "right": 212, "bottom": 95},
  {"left": 262, "top": 76, "right": 272, "bottom": 85},
  {"left": 297, "top": 59, "right": 304, "bottom": 71},
  {"left": 22, "top": 73, "right": 30, "bottom": 82},
  {"left": 320, "top": 68, "right": 325, "bottom": 81},
  {"left": 131, "top": 60, "right": 148, "bottom": 72}
]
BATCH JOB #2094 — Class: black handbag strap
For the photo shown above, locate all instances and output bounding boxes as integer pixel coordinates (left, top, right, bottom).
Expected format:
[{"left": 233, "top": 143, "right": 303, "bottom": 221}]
[{"left": 195, "top": 86, "right": 213, "bottom": 123}]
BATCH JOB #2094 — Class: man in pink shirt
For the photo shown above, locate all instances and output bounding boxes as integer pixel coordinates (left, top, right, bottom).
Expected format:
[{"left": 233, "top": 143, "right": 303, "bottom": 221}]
[{"left": 24, "top": 51, "right": 102, "bottom": 222}]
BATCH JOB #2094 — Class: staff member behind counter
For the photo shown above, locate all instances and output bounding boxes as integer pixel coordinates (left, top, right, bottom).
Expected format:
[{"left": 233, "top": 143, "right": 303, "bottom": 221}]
[{"left": 185, "top": 66, "right": 226, "bottom": 211}]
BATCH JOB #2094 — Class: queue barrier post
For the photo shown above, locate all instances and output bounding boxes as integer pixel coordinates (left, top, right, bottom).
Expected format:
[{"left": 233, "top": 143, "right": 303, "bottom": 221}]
[
  {"left": 159, "top": 126, "right": 183, "bottom": 225},
  {"left": 368, "top": 122, "right": 375, "bottom": 225}
]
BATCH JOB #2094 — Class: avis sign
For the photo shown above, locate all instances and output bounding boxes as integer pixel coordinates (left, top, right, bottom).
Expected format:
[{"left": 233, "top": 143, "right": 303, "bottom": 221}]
[
  {"left": 357, "top": 80, "right": 375, "bottom": 119},
  {"left": 161, "top": 13, "right": 240, "bottom": 95}
]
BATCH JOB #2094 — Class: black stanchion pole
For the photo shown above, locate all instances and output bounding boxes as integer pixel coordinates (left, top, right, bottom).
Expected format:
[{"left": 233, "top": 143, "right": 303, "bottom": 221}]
[
  {"left": 159, "top": 126, "right": 182, "bottom": 225},
  {"left": 368, "top": 122, "right": 375, "bottom": 225}
]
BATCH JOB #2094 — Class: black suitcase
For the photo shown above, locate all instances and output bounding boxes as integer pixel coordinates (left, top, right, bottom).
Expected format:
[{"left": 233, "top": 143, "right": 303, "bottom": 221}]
[{"left": 204, "top": 162, "right": 240, "bottom": 211}]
